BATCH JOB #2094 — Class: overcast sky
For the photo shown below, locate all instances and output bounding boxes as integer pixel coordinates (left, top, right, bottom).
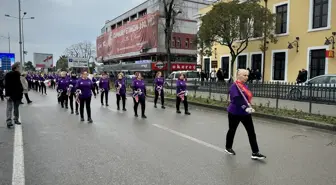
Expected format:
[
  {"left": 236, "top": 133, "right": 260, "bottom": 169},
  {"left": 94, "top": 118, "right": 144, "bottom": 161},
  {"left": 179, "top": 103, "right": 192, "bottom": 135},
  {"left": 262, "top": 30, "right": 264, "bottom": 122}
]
[{"left": 0, "top": 0, "right": 145, "bottom": 64}]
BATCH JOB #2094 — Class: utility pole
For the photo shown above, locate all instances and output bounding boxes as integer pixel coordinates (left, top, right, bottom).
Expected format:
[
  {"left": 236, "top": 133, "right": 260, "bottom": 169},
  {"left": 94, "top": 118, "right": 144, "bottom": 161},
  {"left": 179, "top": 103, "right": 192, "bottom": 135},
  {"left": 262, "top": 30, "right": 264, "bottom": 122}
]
[
  {"left": 18, "top": 0, "right": 23, "bottom": 70},
  {"left": 8, "top": 33, "right": 10, "bottom": 53}
]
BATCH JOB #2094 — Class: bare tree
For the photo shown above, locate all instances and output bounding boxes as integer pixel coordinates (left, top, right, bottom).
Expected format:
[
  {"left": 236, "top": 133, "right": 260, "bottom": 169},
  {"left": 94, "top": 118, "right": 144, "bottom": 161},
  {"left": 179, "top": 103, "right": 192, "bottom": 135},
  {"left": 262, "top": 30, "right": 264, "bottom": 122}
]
[
  {"left": 64, "top": 41, "right": 96, "bottom": 59},
  {"left": 162, "top": 0, "right": 182, "bottom": 74}
]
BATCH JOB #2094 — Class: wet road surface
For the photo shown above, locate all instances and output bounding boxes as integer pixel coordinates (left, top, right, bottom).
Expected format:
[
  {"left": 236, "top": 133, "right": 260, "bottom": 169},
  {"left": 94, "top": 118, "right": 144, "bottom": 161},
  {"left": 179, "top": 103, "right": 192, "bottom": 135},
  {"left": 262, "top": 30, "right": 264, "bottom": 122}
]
[{"left": 1, "top": 89, "right": 336, "bottom": 185}]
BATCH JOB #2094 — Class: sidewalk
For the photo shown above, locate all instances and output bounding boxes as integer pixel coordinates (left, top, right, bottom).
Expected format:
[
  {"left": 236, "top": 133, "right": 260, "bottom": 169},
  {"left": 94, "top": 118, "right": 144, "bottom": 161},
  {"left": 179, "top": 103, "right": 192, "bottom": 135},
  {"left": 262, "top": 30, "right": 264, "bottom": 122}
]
[{"left": 146, "top": 86, "right": 336, "bottom": 117}]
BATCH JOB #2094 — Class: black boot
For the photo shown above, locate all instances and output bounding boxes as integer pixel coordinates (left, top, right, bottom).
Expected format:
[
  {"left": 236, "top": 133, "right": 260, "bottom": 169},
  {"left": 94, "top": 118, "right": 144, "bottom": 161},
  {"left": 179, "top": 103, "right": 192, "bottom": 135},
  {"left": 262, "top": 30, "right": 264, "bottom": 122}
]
[{"left": 88, "top": 118, "right": 93, "bottom": 123}]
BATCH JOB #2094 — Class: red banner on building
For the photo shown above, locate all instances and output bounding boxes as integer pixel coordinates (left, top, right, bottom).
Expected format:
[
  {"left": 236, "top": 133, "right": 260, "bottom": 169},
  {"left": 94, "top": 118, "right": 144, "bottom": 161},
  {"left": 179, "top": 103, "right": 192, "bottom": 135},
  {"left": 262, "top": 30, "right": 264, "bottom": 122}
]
[{"left": 96, "top": 12, "right": 159, "bottom": 59}]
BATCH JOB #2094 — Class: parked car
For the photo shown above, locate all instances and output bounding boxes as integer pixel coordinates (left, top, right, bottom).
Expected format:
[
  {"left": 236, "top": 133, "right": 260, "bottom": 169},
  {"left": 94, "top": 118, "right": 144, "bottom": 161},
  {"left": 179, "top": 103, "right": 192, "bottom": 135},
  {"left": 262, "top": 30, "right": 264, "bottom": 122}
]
[
  {"left": 164, "top": 71, "right": 200, "bottom": 89},
  {"left": 288, "top": 74, "right": 336, "bottom": 102}
]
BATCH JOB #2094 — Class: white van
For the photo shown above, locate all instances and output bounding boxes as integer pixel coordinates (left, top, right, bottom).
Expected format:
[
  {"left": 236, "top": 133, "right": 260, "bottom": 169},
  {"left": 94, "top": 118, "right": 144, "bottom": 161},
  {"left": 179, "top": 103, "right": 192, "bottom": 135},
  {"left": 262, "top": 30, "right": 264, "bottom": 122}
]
[{"left": 165, "top": 71, "right": 200, "bottom": 89}]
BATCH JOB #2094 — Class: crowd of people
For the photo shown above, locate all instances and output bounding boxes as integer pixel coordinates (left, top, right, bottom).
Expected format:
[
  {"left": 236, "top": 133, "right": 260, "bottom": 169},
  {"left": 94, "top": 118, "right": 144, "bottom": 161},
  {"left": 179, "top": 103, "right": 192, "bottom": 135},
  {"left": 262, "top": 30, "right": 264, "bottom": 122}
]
[{"left": 0, "top": 63, "right": 265, "bottom": 160}]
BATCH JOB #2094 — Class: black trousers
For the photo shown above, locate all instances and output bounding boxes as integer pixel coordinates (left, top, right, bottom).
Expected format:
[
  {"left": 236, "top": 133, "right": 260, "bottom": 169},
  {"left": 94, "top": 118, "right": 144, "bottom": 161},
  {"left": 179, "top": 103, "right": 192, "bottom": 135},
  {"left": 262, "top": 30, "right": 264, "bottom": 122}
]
[
  {"left": 69, "top": 92, "right": 78, "bottom": 112},
  {"left": 100, "top": 91, "right": 108, "bottom": 104},
  {"left": 24, "top": 93, "right": 31, "bottom": 102},
  {"left": 154, "top": 89, "right": 164, "bottom": 106},
  {"left": 51, "top": 80, "right": 56, "bottom": 89},
  {"left": 225, "top": 113, "right": 259, "bottom": 153},
  {"left": 176, "top": 96, "right": 188, "bottom": 112},
  {"left": 92, "top": 84, "right": 98, "bottom": 95},
  {"left": 79, "top": 97, "right": 91, "bottom": 119},
  {"left": 60, "top": 91, "right": 68, "bottom": 108},
  {"left": 116, "top": 94, "right": 126, "bottom": 109},
  {"left": 34, "top": 81, "right": 39, "bottom": 91},
  {"left": 28, "top": 81, "right": 32, "bottom": 90},
  {"left": 0, "top": 86, "right": 4, "bottom": 100},
  {"left": 133, "top": 96, "right": 145, "bottom": 116},
  {"left": 40, "top": 83, "right": 47, "bottom": 94}
]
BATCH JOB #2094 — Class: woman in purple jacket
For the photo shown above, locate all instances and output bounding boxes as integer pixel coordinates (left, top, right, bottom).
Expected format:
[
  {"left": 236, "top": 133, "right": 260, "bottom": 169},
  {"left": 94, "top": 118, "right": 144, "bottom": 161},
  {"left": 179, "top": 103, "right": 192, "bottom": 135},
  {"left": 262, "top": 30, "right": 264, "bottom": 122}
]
[
  {"left": 76, "top": 71, "right": 94, "bottom": 123},
  {"left": 57, "top": 71, "right": 69, "bottom": 108},
  {"left": 68, "top": 72, "right": 79, "bottom": 115},
  {"left": 225, "top": 69, "right": 266, "bottom": 160},
  {"left": 132, "top": 72, "right": 147, "bottom": 118},
  {"left": 115, "top": 73, "right": 126, "bottom": 111},
  {"left": 176, "top": 73, "right": 190, "bottom": 115},
  {"left": 99, "top": 72, "right": 110, "bottom": 106},
  {"left": 153, "top": 71, "right": 165, "bottom": 109}
]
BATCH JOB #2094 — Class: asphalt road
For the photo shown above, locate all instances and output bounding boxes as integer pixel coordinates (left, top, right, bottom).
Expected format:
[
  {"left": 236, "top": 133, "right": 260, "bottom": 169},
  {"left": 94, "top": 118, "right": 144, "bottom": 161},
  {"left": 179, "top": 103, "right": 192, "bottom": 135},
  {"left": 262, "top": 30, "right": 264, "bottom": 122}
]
[{"left": 1, "top": 89, "right": 336, "bottom": 185}]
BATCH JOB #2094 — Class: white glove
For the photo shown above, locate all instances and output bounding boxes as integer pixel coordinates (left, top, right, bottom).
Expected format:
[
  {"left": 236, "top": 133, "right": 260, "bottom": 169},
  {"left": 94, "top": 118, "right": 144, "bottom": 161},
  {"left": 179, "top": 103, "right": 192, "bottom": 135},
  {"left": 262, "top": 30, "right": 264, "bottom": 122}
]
[{"left": 245, "top": 107, "right": 255, "bottom": 113}]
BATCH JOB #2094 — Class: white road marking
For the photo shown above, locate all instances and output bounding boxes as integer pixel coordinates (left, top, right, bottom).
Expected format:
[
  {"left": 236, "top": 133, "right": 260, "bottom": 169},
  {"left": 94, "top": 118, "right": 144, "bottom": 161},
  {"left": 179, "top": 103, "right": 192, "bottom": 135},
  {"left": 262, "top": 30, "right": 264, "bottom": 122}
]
[
  {"left": 12, "top": 114, "right": 25, "bottom": 185},
  {"left": 152, "top": 124, "right": 225, "bottom": 153}
]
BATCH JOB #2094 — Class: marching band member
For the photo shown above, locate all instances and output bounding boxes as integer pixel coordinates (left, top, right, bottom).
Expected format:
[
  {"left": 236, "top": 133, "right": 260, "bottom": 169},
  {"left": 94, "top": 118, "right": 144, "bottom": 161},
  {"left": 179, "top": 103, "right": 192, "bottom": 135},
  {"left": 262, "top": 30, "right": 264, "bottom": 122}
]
[
  {"left": 26, "top": 72, "right": 32, "bottom": 90},
  {"left": 153, "top": 71, "right": 165, "bottom": 109},
  {"left": 115, "top": 73, "right": 126, "bottom": 111},
  {"left": 98, "top": 72, "right": 110, "bottom": 106},
  {"left": 39, "top": 73, "right": 47, "bottom": 95},
  {"left": 68, "top": 72, "right": 79, "bottom": 115},
  {"left": 225, "top": 69, "right": 266, "bottom": 160},
  {"left": 48, "top": 72, "right": 55, "bottom": 89},
  {"left": 75, "top": 71, "right": 93, "bottom": 123},
  {"left": 33, "top": 73, "right": 39, "bottom": 91},
  {"left": 132, "top": 72, "right": 147, "bottom": 118},
  {"left": 57, "top": 71, "right": 69, "bottom": 108},
  {"left": 91, "top": 73, "right": 99, "bottom": 95},
  {"left": 176, "top": 73, "right": 190, "bottom": 115}
]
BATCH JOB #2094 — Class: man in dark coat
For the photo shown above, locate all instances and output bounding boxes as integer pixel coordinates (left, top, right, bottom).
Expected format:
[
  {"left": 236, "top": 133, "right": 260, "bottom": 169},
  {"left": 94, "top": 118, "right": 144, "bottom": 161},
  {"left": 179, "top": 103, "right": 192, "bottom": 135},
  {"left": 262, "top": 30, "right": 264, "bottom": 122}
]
[
  {"left": 4, "top": 62, "right": 23, "bottom": 127},
  {"left": 0, "top": 70, "right": 4, "bottom": 101}
]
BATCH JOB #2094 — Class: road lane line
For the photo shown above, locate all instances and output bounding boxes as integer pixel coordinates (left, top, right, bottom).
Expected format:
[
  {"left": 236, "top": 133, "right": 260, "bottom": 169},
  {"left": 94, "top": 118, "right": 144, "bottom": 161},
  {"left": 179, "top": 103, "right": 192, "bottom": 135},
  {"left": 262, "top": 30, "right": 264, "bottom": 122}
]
[
  {"left": 12, "top": 113, "right": 25, "bottom": 185},
  {"left": 152, "top": 124, "right": 225, "bottom": 153}
]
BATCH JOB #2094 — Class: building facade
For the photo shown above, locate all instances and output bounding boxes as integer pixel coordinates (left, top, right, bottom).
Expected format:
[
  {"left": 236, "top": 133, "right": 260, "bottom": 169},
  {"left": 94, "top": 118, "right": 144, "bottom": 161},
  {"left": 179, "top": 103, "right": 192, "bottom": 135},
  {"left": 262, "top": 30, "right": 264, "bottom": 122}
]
[
  {"left": 96, "top": 0, "right": 213, "bottom": 74},
  {"left": 198, "top": 0, "right": 335, "bottom": 82}
]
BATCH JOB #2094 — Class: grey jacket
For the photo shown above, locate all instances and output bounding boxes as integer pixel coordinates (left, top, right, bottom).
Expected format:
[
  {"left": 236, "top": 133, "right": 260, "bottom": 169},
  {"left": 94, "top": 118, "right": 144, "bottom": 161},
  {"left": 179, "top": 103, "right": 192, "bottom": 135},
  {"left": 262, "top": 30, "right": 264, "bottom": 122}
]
[{"left": 20, "top": 76, "right": 28, "bottom": 93}]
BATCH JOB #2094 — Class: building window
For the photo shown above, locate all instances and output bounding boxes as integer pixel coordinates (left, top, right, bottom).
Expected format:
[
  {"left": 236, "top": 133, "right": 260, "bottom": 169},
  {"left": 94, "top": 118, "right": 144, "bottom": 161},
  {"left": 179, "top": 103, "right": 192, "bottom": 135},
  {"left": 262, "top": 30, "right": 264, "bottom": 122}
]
[
  {"left": 251, "top": 54, "right": 262, "bottom": 72},
  {"left": 204, "top": 58, "right": 210, "bottom": 73},
  {"left": 312, "top": 0, "right": 329, "bottom": 29},
  {"left": 239, "top": 18, "right": 247, "bottom": 40},
  {"left": 309, "top": 49, "right": 326, "bottom": 79},
  {"left": 253, "top": 19, "right": 262, "bottom": 38},
  {"left": 221, "top": 56, "right": 230, "bottom": 79},
  {"left": 139, "top": 9, "right": 147, "bottom": 17},
  {"left": 176, "top": 37, "right": 181, "bottom": 48},
  {"left": 275, "top": 3, "right": 288, "bottom": 34},
  {"left": 185, "top": 38, "right": 189, "bottom": 48},
  {"left": 172, "top": 37, "right": 176, "bottom": 47},
  {"left": 272, "top": 52, "right": 286, "bottom": 81},
  {"left": 237, "top": 55, "right": 247, "bottom": 69}
]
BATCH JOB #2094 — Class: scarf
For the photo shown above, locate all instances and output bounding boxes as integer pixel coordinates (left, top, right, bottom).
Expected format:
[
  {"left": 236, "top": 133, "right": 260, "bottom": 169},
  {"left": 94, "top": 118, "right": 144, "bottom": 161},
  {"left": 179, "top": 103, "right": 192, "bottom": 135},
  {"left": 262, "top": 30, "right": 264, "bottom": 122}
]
[{"left": 235, "top": 80, "right": 252, "bottom": 103}]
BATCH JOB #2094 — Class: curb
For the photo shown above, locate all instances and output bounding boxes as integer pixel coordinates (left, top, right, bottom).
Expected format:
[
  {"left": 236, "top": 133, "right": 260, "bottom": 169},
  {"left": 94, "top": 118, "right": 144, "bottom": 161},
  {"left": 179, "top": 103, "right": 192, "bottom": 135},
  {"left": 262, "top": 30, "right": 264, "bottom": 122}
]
[{"left": 146, "top": 95, "right": 336, "bottom": 132}]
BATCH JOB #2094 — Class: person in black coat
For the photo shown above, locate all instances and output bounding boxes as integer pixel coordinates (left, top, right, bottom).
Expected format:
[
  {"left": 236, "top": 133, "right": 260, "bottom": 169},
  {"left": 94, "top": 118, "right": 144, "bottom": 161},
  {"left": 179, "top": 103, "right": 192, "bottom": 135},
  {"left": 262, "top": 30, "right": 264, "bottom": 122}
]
[
  {"left": 0, "top": 70, "right": 4, "bottom": 101},
  {"left": 4, "top": 62, "right": 23, "bottom": 127}
]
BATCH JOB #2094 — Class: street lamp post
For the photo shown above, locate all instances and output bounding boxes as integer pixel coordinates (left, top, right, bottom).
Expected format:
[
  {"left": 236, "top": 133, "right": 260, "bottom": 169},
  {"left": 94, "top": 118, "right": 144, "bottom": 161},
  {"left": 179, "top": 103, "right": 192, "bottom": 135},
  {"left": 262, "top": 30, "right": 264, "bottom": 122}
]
[
  {"left": 4, "top": 1, "right": 34, "bottom": 70},
  {"left": 21, "top": 12, "right": 35, "bottom": 63},
  {"left": 0, "top": 33, "right": 10, "bottom": 53}
]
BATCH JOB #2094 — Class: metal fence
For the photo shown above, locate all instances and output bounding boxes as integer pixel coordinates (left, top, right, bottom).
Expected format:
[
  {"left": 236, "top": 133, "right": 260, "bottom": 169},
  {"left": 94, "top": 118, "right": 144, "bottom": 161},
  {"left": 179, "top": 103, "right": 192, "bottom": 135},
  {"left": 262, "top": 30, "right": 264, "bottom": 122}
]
[
  {"left": 109, "top": 78, "right": 336, "bottom": 116},
  {"left": 126, "top": 79, "right": 336, "bottom": 105}
]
